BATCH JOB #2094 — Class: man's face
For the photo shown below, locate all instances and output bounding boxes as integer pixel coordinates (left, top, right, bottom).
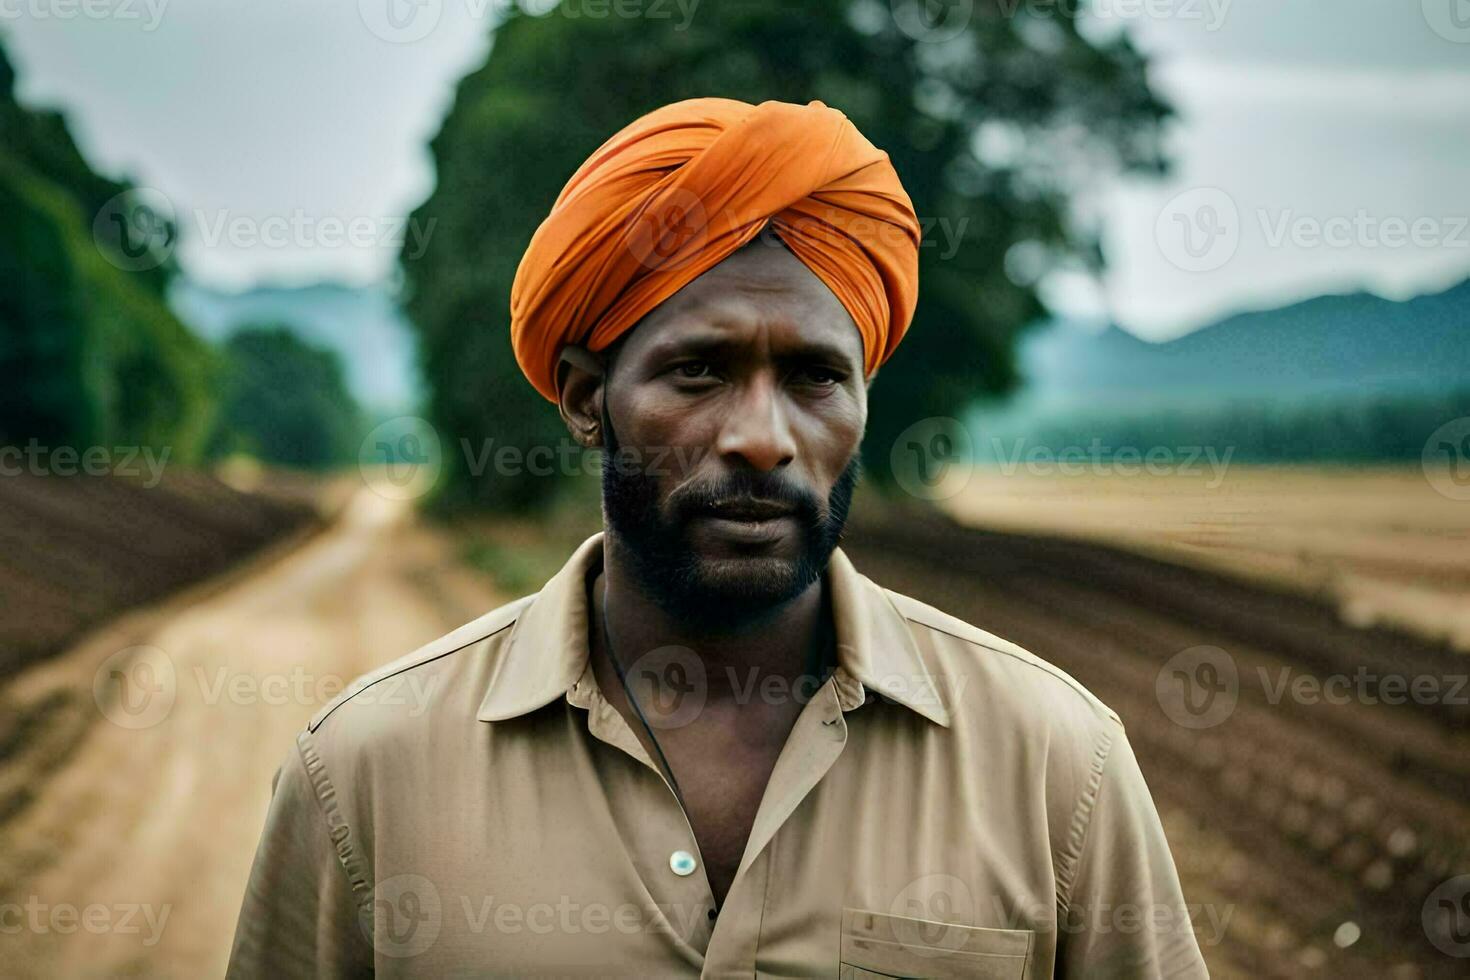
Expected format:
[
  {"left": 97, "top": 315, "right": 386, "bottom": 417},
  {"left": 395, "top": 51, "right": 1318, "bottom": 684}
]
[{"left": 596, "top": 235, "right": 868, "bottom": 623}]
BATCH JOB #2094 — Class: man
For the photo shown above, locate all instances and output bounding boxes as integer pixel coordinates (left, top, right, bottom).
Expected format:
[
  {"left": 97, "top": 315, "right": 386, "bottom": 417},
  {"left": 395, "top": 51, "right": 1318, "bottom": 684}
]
[{"left": 228, "top": 98, "right": 1207, "bottom": 978}]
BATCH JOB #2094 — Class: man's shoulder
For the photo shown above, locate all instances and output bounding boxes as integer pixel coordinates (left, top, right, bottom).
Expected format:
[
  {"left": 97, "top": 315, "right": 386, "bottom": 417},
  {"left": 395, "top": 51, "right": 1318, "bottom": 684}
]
[
  {"left": 305, "top": 592, "right": 535, "bottom": 737},
  {"left": 881, "top": 584, "right": 1123, "bottom": 736}
]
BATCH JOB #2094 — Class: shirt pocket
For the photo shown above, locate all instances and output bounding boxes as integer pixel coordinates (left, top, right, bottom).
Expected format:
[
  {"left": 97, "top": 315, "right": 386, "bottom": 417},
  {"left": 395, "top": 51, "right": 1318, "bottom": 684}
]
[{"left": 839, "top": 908, "right": 1033, "bottom": 979}]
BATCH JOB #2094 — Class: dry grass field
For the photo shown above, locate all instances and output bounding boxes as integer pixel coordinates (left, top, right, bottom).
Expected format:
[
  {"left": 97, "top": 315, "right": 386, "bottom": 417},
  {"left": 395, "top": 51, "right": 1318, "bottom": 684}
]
[{"left": 937, "top": 465, "right": 1470, "bottom": 652}]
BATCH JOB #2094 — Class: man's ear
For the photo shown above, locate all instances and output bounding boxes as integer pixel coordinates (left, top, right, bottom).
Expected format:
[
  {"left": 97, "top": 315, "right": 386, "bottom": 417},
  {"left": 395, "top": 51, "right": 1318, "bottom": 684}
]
[{"left": 555, "top": 345, "right": 605, "bottom": 449}]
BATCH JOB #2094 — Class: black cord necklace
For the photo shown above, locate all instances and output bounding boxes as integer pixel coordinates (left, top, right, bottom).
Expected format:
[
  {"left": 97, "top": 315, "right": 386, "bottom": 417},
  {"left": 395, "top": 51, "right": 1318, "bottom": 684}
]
[
  {"left": 595, "top": 396, "right": 690, "bottom": 813},
  {"left": 599, "top": 577, "right": 688, "bottom": 813}
]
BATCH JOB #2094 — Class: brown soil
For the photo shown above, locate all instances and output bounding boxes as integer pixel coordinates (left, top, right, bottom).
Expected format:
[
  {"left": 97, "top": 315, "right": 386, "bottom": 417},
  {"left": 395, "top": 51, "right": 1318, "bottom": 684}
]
[{"left": 0, "top": 470, "right": 318, "bottom": 679}]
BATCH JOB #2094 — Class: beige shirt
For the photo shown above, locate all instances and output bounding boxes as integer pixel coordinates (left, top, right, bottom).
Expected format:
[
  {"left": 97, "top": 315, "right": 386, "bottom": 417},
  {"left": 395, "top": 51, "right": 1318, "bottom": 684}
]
[{"left": 228, "top": 533, "right": 1206, "bottom": 978}]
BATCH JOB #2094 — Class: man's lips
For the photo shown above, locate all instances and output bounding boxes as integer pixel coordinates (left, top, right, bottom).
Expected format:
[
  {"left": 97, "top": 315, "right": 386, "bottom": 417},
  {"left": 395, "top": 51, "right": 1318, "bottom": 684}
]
[
  {"left": 698, "top": 497, "right": 797, "bottom": 522},
  {"left": 688, "top": 497, "right": 800, "bottom": 545}
]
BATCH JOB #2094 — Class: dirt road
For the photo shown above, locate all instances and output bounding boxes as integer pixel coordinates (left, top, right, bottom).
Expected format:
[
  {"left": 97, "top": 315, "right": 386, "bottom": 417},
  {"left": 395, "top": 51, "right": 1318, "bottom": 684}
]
[{"left": 0, "top": 490, "right": 500, "bottom": 978}]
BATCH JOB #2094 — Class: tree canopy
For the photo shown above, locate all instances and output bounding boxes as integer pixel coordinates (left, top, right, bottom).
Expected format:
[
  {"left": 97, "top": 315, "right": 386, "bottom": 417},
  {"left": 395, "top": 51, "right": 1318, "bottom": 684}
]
[{"left": 207, "top": 325, "right": 363, "bottom": 468}]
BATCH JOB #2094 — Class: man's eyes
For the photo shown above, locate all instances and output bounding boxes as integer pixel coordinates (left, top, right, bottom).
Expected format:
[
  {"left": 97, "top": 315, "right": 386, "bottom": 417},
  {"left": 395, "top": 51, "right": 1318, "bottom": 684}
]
[
  {"left": 794, "top": 366, "right": 845, "bottom": 387},
  {"left": 664, "top": 360, "right": 847, "bottom": 388},
  {"left": 671, "top": 360, "right": 716, "bottom": 381}
]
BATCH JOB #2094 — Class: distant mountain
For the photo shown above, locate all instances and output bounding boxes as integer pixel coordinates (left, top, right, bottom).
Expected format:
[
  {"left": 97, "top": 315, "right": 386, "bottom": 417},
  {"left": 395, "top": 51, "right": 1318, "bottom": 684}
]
[
  {"left": 969, "top": 278, "right": 1470, "bottom": 463},
  {"left": 167, "top": 278, "right": 421, "bottom": 415},
  {"left": 1014, "top": 278, "right": 1470, "bottom": 410}
]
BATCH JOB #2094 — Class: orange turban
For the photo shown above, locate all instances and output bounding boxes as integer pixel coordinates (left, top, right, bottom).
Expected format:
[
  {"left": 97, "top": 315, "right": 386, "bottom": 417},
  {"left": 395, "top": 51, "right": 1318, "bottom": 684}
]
[{"left": 509, "top": 97, "right": 922, "bottom": 402}]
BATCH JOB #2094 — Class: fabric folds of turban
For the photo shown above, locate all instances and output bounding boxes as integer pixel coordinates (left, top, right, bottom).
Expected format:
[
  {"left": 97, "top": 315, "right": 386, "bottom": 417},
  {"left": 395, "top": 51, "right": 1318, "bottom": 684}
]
[{"left": 509, "top": 97, "right": 922, "bottom": 402}]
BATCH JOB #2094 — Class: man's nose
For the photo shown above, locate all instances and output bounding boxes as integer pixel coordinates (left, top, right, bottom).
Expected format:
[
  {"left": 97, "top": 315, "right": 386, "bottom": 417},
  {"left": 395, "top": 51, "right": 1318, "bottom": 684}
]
[{"left": 714, "top": 375, "right": 797, "bottom": 472}]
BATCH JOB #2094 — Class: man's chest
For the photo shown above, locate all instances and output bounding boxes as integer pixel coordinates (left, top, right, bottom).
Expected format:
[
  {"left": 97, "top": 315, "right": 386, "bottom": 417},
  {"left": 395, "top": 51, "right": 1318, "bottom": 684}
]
[
  {"left": 357, "top": 711, "right": 1058, "bottom": 978},
  {"left": 660, "top": 730, "right": 786, "bottom": 908}
]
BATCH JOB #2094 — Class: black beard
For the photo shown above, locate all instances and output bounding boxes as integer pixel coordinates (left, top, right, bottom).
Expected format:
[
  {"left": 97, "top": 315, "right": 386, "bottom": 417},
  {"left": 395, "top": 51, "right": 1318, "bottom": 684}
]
[{"left": 600, "top": 428, "right": 860, "bottom": 630}]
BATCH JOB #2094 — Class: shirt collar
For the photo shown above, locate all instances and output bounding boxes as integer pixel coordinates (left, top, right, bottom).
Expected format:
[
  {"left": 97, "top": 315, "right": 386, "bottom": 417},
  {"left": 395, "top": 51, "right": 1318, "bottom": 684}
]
[{"left": 476, "top": 531, "right": 950, "bottom": 727}]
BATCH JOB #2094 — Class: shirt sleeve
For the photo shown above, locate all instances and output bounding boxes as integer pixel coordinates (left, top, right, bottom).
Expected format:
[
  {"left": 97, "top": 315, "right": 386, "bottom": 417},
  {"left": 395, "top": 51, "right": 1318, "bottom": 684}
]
[
  {"left": 1057, "top": 729, "right": 1209, "bottom": 979},
  {"left": 226, "top": 731, "right": 374, "bottom": 979}
]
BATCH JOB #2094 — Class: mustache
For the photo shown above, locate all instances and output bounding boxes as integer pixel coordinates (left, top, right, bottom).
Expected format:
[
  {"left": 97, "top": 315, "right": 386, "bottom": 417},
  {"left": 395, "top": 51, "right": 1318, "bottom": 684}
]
[{"left": 668, "top": 470, "right": 823, "bottom": 524}]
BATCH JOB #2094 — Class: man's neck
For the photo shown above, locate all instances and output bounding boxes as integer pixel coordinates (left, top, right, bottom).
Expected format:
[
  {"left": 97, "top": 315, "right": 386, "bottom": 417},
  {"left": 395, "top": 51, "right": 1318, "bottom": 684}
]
[{"left": 595, "top": 535, "right": 835, "bottom": 702}]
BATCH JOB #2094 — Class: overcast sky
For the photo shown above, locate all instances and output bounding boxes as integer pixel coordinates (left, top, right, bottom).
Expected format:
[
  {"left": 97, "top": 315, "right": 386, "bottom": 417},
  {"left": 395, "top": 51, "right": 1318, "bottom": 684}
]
[{"left": 5, "top": 0, "right": 1469, "bottom": 339}]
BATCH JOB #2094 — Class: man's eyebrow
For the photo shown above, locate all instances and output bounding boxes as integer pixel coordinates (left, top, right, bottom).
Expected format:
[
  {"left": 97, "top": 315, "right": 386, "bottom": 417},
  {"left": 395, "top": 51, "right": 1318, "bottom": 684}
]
[
  {"left": 645, "top": 331, "right": 739, "bottom": 358},
  {"left": 779, "top": 339, "right": 861, "bottom": 367}
]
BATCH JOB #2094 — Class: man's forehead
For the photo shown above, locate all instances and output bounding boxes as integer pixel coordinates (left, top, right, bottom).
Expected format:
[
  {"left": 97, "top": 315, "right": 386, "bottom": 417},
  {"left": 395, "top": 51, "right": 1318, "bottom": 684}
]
[{"left": 620, "top": 241, "right": 864, "bottom": 361}]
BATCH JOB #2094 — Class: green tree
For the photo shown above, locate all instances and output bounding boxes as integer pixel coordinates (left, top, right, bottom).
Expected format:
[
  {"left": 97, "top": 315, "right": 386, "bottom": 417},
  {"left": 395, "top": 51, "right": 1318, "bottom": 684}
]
[
  {"left": 0, "top": 38, "right": 211, "bottom": 457},
  {"left": 401, "top": 1, "right": 1169, "bottom": 510},
  {"left": 209, "top": 326, "right": 363, "bottom": 468}
]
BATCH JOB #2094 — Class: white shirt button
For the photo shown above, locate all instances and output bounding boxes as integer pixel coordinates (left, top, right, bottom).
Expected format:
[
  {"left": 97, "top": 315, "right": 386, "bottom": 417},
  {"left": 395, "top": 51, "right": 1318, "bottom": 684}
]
[{"left": 669, "top": 850, "right": 697, "bottom": 877}]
